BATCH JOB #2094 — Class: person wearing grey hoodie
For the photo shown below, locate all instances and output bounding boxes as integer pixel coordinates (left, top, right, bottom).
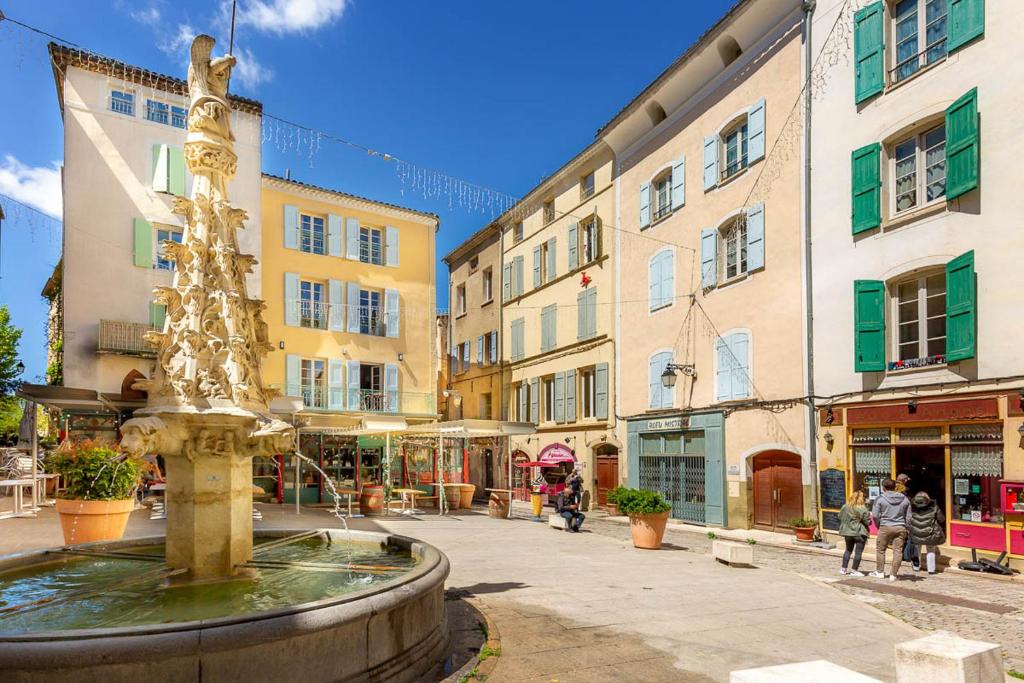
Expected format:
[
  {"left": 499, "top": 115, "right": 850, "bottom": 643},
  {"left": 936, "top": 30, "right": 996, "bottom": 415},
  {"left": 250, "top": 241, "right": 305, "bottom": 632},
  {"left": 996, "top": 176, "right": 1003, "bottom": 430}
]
[{"left": 870, "top": 478, "right": 912, "bottom": 581}]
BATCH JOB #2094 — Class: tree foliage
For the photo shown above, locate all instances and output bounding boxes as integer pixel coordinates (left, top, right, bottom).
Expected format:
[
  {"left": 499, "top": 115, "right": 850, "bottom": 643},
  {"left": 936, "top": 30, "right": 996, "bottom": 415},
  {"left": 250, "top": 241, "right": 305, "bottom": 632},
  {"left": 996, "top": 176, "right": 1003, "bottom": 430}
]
[{"left": 0, "top": 305, "right": 24, "bottom": 396}]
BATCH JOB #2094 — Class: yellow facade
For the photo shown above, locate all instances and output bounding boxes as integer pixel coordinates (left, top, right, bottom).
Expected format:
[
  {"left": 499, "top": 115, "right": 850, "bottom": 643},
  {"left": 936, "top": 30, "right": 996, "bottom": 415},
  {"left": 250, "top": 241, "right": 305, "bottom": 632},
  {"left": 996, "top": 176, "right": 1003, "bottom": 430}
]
[{"left": 260, "top": 175, "right": 438, "bottom": 426}]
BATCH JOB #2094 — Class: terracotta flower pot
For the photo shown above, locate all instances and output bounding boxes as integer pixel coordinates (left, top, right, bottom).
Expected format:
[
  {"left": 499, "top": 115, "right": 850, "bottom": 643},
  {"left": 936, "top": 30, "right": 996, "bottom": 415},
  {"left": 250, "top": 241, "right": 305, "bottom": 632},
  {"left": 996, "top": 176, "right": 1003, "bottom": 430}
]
[
  {"left": 55, "top": 498, "right": 135, "bottom": 545},
  {"left": 793, "top": 525, "right": 816, "bottom": 542},
  {"left": 458, "top": 484, "right": 476, "bottom": 508},
  {"left": 606, "top": 503, "right": 619, "bottom": 516},
  {"left": 628, "top": 510, "right": 670, "bottom": 549}
]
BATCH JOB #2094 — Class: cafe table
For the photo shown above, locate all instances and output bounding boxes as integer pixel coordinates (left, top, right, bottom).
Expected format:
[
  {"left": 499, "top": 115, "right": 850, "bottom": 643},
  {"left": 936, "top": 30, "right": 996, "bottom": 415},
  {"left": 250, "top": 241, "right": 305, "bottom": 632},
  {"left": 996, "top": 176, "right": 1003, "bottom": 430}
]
[
  {"left": 334, "top": 488, "right": 360, "bottom": 517},
  {"left": 391, "top": 488, "right": 423, "bottom": 515}
]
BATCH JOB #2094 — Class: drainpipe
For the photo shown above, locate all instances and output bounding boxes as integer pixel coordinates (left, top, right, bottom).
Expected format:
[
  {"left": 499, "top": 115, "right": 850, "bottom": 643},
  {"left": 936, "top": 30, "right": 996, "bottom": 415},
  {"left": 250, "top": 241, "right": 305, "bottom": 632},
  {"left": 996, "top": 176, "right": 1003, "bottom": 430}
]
[
  {"left": 446, "top": 262, "right": 453, "bottom": 421},
  {"left": 498, "top": 226, "right": 507, "bottom": 488},
  {"left": 802, "top": 0, "right": 819, "bottom": 521}
]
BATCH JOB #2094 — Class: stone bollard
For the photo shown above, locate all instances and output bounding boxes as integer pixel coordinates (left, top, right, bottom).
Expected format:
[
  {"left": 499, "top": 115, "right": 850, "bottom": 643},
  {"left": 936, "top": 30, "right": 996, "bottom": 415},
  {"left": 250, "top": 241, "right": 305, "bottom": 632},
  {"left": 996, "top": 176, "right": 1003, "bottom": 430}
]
[
  {"left": 731, "top": 660, "right": 881, "bottom": 682},
  {"left": 712, "top": 539, "right": 754, "bottom": 567},
  {"left": 894, "top": 631, "right": 1002, "bottom": 682}
]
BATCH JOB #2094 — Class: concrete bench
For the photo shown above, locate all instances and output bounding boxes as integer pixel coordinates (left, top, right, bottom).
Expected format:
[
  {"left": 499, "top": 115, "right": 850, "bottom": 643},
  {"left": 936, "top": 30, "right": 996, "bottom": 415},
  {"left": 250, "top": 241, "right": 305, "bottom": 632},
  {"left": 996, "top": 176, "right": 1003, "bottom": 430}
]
[
  {"left": 894, "top": 632, "right": 1002, "bottom": 682},
  {"left": 548, "top": 514, "right": 569, "bottom": 530},
  {"left": 712, "top": 539, "right": 754, "bottom": 567},
  {"left": 731, "top": 660, "right": 880, "bottom": 682}
]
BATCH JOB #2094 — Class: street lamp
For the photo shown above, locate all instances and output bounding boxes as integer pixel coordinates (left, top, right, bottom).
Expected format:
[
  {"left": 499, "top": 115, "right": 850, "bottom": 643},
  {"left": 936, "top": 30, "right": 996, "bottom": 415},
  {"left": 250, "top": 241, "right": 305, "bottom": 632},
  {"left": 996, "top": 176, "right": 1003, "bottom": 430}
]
[
  {"left": 661, "top": 363, "right": 697, "bottom": 388},
  {"left": 15, "top": 360, "right": 25, "bottom": 376}
]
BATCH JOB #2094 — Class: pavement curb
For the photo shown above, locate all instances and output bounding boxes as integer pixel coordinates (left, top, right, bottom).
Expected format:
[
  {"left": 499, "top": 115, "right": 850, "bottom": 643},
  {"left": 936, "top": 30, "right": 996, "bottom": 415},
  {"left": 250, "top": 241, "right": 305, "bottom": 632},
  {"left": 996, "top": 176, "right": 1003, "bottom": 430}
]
[
  {"left": 798, "top": 571, "right": 926, "bottom": 638},
  {"left": 445, "top": 596, "right": 502, "bottom": 682}
]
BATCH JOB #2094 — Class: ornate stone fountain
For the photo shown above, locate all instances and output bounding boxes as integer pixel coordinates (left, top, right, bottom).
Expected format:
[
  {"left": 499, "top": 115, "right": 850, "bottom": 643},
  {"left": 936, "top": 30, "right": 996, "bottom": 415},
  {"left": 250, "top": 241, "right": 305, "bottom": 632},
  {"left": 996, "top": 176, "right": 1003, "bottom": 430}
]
[{"left": 119, "top": 34, "right": 293, "bottom": 582}]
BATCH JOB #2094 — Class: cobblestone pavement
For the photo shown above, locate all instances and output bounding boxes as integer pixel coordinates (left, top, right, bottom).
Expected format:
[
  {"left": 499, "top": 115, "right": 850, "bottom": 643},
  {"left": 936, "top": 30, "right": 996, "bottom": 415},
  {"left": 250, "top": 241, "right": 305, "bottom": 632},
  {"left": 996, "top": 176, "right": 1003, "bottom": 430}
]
[{"left": 582, "top": 515, "right": 1024, "bottom": 673}]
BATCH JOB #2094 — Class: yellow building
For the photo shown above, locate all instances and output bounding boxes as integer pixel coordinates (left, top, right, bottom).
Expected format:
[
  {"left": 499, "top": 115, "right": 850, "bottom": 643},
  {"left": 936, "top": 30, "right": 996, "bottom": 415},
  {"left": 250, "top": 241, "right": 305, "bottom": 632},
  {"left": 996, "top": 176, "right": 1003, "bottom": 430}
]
[{"left": 260, "top": 174, "right": 439, "bottom": 503}]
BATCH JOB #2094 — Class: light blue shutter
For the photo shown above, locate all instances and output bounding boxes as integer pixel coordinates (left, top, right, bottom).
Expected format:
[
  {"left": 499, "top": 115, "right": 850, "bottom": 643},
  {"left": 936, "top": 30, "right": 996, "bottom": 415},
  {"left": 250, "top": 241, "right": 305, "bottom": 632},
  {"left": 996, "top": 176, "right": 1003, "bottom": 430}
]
[
  {"left": 328, "top": 214, "right": 343, "bottom": 256},
  {"left": 529, "top": 378, "right": 540, "bottom": 424},
  {"left": 385, "top": 226, "right": 399, "bottom": 267},
  {"left": 328, "top": 279, "right": 344, "bottom": 331},
  {"left": 477, "top": 335, "right": 484, "bottom": 367},
  {"left": 490, "top": 330, "right": 498, "bottom": 364},
  {"left": 346, "top": 360, "right": 360, "bottom": 410},
  {"left": 703, "top": 136, "right": 718, "bottom": 190},
  {"left": 671, "top": 154, "right": 685, "bottom": 209},
  {"left": 285, "top": 354, "right": 301, "bottom": 397},
  {"left": 518, "top": 382, "right": 528, "bottom": 421},
  {"left": 554, "top": 371, "right": 565, "bottom": 423},
  {"left": 649, "top": 253, "right": 661, "bottom": 310},
  {"left": 513, "top": 256, "right": 524, "bottom": 296},
  {"left": 747, "top": 98, "right": 766, "bottom": 163},
  {"left": 511, "top": 319, "right": 523, "bottom": 360},
  {"left": 640, "top": 183, "right": 651, "bottom": 229},
  {"left": 346, "top": 283, "right": 360, "bottom": 333},
  {"left": 587, "top": 288, "right": 597, "bottom": 338},
  {"left": 565, "top": 369, "right": 576, "bottom": 423},
  {"left": 385, "top": 363, "right": 399, "bottom": 412},
  {"left": 662, "top": 251, "right": 674, "bottom": 308},
  {"left": 546, "top": 237, "right": 556, "bottom": 280},
  {"left": 648, "top": 355, "right": 661, "bottom": 408},
  {"left": 385, "top": 288, "right": 399, "bottom": 338},
  {"left": 328, "top": 359, "right": 344, "bottom": 410},
  {"left": 345, "top": 217, "right": 360, "bottom": 260},
  {"left": 595, "top": 362, "right": 608, "bottom": 419},
  {"left": 746, "top": 202, "right": 765, "bottom": 271},
  {"left": 700, "top": 229, "right": 718, "bottom": 288},
  {"left": 540, "top": 306, "right": 550, "bottom": 351},
  {"left": 502, "top": 262, "right": 511, "bottom": 301},
  {"left": 577, "top": 290, "right": 587, "bottom": 339},
  {"left": 533, "top": 246, "right": 542, "bottom": 288},
  {"left": 568, "top": 222, "right": 578, "bottom": 270},
  {"left": 731, "top": 334, "right": 750, "bottom": 399},
  {"left": 462, "top": 341, "right": 470, "bottom": 371},
  {"left": 284, "top": 272, "right": 299, "bottom": 326},
  {"left": 152, "top": 144, "right": 169, "bottom": 193},
  {"left": 716, "top": 339, "right": 733, "bottom": 401},
  {"left": 284, "top": 205, "right": 299, "bottom": 250}
]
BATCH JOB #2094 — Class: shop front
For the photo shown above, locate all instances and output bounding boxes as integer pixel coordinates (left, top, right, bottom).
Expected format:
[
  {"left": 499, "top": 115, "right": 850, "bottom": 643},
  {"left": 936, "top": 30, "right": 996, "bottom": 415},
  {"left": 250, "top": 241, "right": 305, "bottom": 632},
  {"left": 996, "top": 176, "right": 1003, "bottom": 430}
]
[{"left": 626, "top": 412, "right": 725, "bottom": 526}]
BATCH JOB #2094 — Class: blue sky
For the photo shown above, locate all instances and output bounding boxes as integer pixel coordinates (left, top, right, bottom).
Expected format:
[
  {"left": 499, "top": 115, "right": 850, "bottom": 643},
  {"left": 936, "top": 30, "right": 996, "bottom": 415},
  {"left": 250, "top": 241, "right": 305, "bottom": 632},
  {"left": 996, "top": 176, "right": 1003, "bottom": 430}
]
[{"left": 0, "top": 0, "right": 735, "bottom": 383}]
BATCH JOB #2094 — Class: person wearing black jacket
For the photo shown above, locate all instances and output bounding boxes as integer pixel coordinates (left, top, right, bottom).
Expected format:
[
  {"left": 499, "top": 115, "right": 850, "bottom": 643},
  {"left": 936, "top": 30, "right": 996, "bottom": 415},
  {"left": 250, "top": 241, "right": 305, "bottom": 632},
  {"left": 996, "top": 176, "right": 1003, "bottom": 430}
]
[
  {"left": 909, "top": 491, "right": 946, "bottom": 575},
  {"left": 556, "top": 487, "right": 584, "bottom": 532}
]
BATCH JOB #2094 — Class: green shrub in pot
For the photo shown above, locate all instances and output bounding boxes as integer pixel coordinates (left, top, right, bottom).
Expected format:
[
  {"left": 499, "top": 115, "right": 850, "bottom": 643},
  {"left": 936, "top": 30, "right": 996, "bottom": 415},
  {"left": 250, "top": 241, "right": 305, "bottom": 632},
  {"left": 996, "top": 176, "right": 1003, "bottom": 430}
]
[
  {"left": 615, "top": 488, "right": 671, "bottom": 516},
  {"left": 48, "top": 440, "right": 145, "bottom": 501}
]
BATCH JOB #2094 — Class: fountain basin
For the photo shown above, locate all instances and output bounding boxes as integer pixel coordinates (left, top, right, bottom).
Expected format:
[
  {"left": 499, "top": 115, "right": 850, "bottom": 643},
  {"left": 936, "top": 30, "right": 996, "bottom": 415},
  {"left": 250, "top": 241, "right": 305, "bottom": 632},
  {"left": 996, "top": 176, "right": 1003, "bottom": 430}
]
[{"left": 0, "top": 529, "right": 450, "bottom": 682}]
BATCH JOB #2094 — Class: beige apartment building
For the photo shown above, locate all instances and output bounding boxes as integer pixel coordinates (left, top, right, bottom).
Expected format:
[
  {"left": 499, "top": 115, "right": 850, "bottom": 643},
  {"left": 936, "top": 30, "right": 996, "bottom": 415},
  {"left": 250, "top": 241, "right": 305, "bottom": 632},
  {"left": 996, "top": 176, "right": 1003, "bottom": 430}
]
[
  {"left": 443, "top": 224, "right": 507, "bottom": 493},
  {"left": 603, "top": 0, "right": 811, "bottom": 530},
  {"left": 500, "top": 142, "right": 619, "bottom": 510}
]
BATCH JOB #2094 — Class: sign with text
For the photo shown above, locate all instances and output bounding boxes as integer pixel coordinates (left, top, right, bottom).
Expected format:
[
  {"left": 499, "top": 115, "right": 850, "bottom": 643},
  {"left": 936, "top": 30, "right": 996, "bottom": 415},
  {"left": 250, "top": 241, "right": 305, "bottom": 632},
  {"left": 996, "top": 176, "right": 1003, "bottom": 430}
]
[
  {"left": 819, "top": 469, "right": 847, "bottom": 510},
  {"left": 645, "top": 416, "right": 690, "bottom": 431}
]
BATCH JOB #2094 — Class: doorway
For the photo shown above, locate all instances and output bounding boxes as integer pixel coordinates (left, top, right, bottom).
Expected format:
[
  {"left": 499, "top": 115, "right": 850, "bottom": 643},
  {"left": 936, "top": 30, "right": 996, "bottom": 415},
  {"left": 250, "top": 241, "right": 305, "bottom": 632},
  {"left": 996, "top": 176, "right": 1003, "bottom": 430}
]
[
  {"left": 595, "top": 448, "right": 619, "bottom": 508},
  {"left": 752, "top": 451, "right": 803, "bottom": 532},
  {"left": 895, "top": 446, "right": 946, "bottom": 515}
]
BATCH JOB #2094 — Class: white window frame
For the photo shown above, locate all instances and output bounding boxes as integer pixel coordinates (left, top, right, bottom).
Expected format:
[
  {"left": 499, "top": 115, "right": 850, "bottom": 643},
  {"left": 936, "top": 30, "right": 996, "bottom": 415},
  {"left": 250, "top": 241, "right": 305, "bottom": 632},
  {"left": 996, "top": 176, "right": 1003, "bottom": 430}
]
[
  {"left": 513, "top": 382, "right": 526, "bottom": 421},
  {"left": 543, "top": 376, "right": 555, "bottom": 422},
  {"left": 651, "top": 170, "right": 672, "bottom": 222},
  {"left": 299, "top": 213, "right": 326, "bottom": 255},
  {"left": 889, "top": 122, "right": 946, "bottom": 217},
  {"left": 513, "top": 222, "right": 524, "bottom": 244},
  {"left": 719, "top": 215, "right": 748, "bottom": 283},
  {"left": 359, "top": 226, "right": 384, "bottom": 265},
  {"left": 170, "top": 104, "right": 187, "bottom": 129},
  {"left": 109, "top": 88, "right": 135, "bottom": 116},
  {"left": 154, "top": 226, "right": 183, "bottom": 271},
  {"left": 359, "top": 289, "right": 384, "bottom": 336},
  {"left": 580, "top": 367, "right": 596, "bottom": 419},
  {"left": 482, "top": 267, "right": 493, "bottom": 303},
  {"left": 580, "top": 171, "right": 596, "bottom": 200},
  {"left": 301, "top": 358, "right": 327, "bottom": 409},
  {"left": 299, "top": 279, "right": 327, "bottom": 330},
  {"left": 456, "top": 284, "right": 467, "bottom": 316},
  {"left": 891, "top": 271, "right": 947, "bottom": 364},
  {"left": 580, "top": 215, "right": 599, "bottom": 264},
  {"left": 720, "top": 119, "right": 749, "bottom": 181},
  {"left": 145, "top": 99, "right": 170, "bottom": 125},
  {"left": 890, "top": 0, "right": 949, "bottom": 85}
]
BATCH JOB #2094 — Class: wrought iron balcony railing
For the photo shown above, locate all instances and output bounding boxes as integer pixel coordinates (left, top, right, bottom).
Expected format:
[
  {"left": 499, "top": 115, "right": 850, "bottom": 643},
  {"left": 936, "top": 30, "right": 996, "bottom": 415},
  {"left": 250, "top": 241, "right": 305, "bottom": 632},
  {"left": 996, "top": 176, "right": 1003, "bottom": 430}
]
[
  {"left": 273, "top": 384, "right": 435, "bottom": 415},
  {"left": 97, "top": 320, "right": 157, "bottom": 357}
]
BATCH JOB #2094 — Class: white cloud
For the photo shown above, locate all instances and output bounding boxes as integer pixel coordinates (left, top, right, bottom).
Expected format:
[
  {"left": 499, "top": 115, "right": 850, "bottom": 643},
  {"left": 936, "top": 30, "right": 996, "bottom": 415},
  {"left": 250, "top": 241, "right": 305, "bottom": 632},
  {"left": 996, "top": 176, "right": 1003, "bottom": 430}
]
[
  {"left": 0, "top": 156, "right": 62, "bottom": 219},
  {"left": 159, "top": 23, "right": 198, "bottom": 60},
  {"left": 233, "top": 46, "right": 274, "bottom": 89},
  {"left": 238, "top": 0, "right": 348, "bottom": 35},
  {"left": 130, "top": 6, "right": 162, "bottom": 25}
]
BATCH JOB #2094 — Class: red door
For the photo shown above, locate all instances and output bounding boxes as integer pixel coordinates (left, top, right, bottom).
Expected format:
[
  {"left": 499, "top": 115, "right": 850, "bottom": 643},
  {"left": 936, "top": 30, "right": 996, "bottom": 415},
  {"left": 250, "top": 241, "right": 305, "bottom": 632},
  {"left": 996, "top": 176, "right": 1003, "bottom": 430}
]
[
  {"left": 596, "top": 455, "right": 619, "bottom": 507},
  {"left": 752, "top": 452, "right": 804, "bottom": 532}
]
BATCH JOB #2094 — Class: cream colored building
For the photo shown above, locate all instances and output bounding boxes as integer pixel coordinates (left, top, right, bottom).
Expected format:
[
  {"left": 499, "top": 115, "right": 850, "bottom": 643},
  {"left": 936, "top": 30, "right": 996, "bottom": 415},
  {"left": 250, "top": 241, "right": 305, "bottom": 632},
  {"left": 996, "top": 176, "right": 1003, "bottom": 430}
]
[
  {"left": 48, "top": 45, "right": 263, "bottom": 413},
  {"left": 500, "top": 142, "right": 619, "bottom": 509},
  {"left": 602, "top": 0, "right": 811, "bottom": 529}
]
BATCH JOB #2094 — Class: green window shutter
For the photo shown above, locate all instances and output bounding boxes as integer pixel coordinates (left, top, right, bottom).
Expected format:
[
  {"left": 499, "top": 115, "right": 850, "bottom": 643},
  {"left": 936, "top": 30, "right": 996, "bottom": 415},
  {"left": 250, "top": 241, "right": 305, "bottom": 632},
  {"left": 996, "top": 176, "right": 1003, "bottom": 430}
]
[
  {"left": 151, "top": 144, "right": 169, "bottom": 192},
  {"left": 133, "top": 218, "right": 153, "bottom": 268},
  {"left": 168, "top": 147, "right": 186, "bottom": 196},
  {"left": 948, "top": 0, "right": 985, "bottom": 52},
  {"left": 149, "top": 302, "right": 167, "bottom": 329},
  {"left": 851, "top": 143, "right": 881, "bottom": 234},
  {"left": 945, "top": 250, "right": 976, "bottom": 362},
  {"left": 854, "top": 280, "right": 886, "bottom": 372},
  {"left": 853, "top": 1, "right": 885, "bottom": 104},
  {"left": 945, "top": 87, "right": 980, "bottom": 200}
]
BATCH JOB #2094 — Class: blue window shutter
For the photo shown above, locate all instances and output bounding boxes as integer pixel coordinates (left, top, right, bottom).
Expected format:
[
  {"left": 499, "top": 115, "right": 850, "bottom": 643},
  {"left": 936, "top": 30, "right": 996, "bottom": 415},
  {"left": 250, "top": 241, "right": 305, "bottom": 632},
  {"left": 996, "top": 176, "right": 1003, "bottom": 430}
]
[
  {"left": 328, "top": 279, "right": 344, "bottom": 331},
  {"left": 328, "top": 359, "right": 344, "bottom": 410},
  {"left": 748, "top": 98, "right": 766, "bottom": 163},
  {"left": 462, "top": 341, "right": 470, "bottom": 370},
  {"left": 648, "top": 254, "right": 661, "bottom": 311},
  {"left": 346, "top": 360, "right": 361, "bottom": 410},
  {"left": 730, "top": 333, "right": 751, "bottom": 399},
  {"left": 648, "top": 355, "right": 661, "bottom": 408},
  {"left": 547, "top": 237, "right": 557, "bottom": 279},
  {"left": 533, "top": 246, "right": 542, "bottom": 288},
  {"left": 671, "top": 154, "right": 685, "bottom": 209},
  {"left": 945, "top": 88, "right": 979, "bottom": 200},
  {"left": 640, "top": 183, "right": 651, "bottom": 228},
  {"left": 703, "top": 136, "right": 718, "bottom": 190},
  {"left": 345, "top": 217, "right": 360, "bottom": 260},
  {"left": 346, "top": 282, "right": 360, "bottom": 333},
  {"left": 327, "top": 214, "right": 343, "bottom": 257},
  {"left": 948, "top": 0, "right": 984, "bottom": 52},
  {"left": 554, "top": 371, "right": 565, "bottom": 423},
  {"left": 568, "top": 222, "right": 578, "bottom": 270},
  {"left": 587, "top": 288, "right": 597, "bottom": 338},
  {"left": 945, "top": 250, "right": 976, "bottom": 362},
  {"left": 854, "top": 280, "right": 886, "bottom": 372},
  {"left": 477, "top": 335, "right": 484, "bottom": 366},
  {"left": 716, "top": 339, "right": 733, "bottom": 401},
  {"left": 133, "top": 218, "right": 153, "bottom": 268},
  {"left": 700, "top": 228, "right": 718, "bottom": 287},
  {"left": 502, "top": 262, "right": 511, "bottom": 301},
  {"left": 595, "top": 362, "right": 608, "bottom": 419},
  {"left": 512, "top": 318, "right": 524, "bottom": 360},
  {"left": 385, "top": 363, "right": 399, "bottom": 412},
  {"left": 577, "top": 290, "right": 587, "bottom": 339},
  {"left": 854, "top": 1, "right": 885, "bottom": 104},
  {"left": 529, "top": 378, "right": 540, "bottom": 425},
  {"left": 565, "top": 369, "right": 576, "bottom": 423},
  {"left": 385, "top": 226, "right": 399, "bottom": 267},
  {"left": 490, "top": 330, "right": 498, "bottom": 364},
  {"left": 285, "top": 354, "right": 301, "bottom": 397},
  {"left": 662, "top": 251, "right": 674, "bottom": 308},
  {"left": 385, "top": 288, "right": 399, "bottom": 338},
  {"left": 152, "top": 144, "right": 169, "bottom": 193},
  {"left": 283, "top": 205, "right": 299, "bottom": 250},
  {"left": 514, "top": 256, "right": 524, "bottom": 296},
  {"left": 746, "top": 202, "right": 765, "bottom": 271},
  {"left": 518, "top": 381, "right": 528, "bottom": 421},
  {"left": 284, "top": 272, "right": 299, "bottom": 326}
]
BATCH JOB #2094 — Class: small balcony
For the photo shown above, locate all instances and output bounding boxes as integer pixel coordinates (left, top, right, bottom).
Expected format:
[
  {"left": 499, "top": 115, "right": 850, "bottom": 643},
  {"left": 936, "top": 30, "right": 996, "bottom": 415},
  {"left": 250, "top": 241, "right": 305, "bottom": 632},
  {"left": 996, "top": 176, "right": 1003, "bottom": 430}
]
[
  {"left": 273, "top": 384, "right": 435, "bottom": 415},
  {"left": 97, "top": 320, "right": 157, "bottom": 357}
]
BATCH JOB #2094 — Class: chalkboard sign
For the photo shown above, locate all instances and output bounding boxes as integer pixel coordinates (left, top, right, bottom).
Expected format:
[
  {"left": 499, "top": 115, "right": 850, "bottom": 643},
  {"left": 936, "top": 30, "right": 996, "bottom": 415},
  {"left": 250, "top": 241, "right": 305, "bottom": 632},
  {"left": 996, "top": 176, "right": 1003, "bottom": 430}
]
[
  {"left": 819, "top": 468, "right": 847, "bottom": 510},
  {"left": 822, "top": 510, "right": 841, "bottom": 531}
]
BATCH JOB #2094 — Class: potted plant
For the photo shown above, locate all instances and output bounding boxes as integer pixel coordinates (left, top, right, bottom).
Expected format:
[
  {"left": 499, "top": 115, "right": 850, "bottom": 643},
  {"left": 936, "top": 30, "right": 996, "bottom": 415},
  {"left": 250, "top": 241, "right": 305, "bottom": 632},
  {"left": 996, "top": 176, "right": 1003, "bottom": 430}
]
[
  {"left": 606, "top": 485, "right": 627, "bottom": 516},
  {"left": 616, "top": 488, "right": 672, "bottom": 549},
  {"left": 788, "top": 517, "right": 818, "bottom": 542},
  {"left": 48, "top": 441, "right": 145, "bottom": 545}
]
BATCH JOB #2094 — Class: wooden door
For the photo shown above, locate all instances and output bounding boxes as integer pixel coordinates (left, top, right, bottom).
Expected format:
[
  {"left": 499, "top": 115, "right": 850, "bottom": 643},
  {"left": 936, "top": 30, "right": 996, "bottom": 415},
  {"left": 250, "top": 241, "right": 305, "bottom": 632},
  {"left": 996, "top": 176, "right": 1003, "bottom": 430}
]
[
  {"left": 752, "top": 452, "right": 803, "bottom": 532},
  {"left": 596, "top": 455, "right": 619, "bottom": 507}
]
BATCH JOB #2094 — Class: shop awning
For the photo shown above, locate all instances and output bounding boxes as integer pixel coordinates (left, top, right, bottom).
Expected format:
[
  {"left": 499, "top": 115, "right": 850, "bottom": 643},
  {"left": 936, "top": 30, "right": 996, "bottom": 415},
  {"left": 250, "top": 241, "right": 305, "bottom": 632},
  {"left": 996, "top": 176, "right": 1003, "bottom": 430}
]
[
  {"left": 17, "top": 383, "right": 110, "bottom": 412},
  {"left": 306, "top": 415, "right": 409, "bottom": 436},
  {"left": 403, "top": 419, "right": 536, "bottom": 438}
]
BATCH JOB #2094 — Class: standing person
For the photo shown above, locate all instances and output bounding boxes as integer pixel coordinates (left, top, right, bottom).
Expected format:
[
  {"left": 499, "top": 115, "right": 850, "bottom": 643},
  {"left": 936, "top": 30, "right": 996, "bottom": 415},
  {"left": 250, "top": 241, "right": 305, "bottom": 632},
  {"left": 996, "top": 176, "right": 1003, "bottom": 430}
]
[
  {"left": 909, "top": 491, "right": 946, "bottom": 575},
  {"left": 896, "top": 473, "right": 920, "bottom": 571},
  {"left": 870, "top": 478, "right": 911, "bottom": 581},
  {"left": 838, "top": 490, "right": 872, "bottom": 576},
  {"left": 555, "top": 486, "right": 584, "bottom": 532}
]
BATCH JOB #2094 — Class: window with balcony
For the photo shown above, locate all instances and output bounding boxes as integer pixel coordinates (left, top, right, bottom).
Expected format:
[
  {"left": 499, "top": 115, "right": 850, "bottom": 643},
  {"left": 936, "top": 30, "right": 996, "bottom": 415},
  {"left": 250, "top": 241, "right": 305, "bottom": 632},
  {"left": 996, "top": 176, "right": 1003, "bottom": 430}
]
[
  {"left": 360, "top": 226, "right": 383, "bottom": 265},
  {"left": 359, "top": 289, "right": 384, "bottom": 336},
  {"left": 652, "top": 170, "right": 672, "bottom": 221},
  {"left": 891, "top": 123, "right": 946, "bottom": 215},
  {"left": 543, "top": 199, "right": 555, "bottom": 224},
  {"left": 299, "top": 280, "right": 327, "bottom": 330},
  {"left": 110, "top": 89, "right": 135, "bottom": 116},
  {"left": 301, "top": 358, "right": 326, "bottom": 409},
  {"left": 580, "top": 171, "right": 595, "bottom": 200},
  {"left": 299, "top": 213, "right": 325, "bottom": 255},
  {"left": 721, "top": 120, "right": 749, "bottom": 181},
  {"left": 895, "top": 272, "right": 946, "bottom": 363},
  {"left": 891, "top": 0, "right": 948, "bottom": 84},
  {"left": 359, "top": 363, "right": 386, "bottom": 412},
  {"left": 154, "top": 227, "right": 183, "bottom": 271},
  {"left": 482, "top": 267, "right": 493, "bottom": 303}
]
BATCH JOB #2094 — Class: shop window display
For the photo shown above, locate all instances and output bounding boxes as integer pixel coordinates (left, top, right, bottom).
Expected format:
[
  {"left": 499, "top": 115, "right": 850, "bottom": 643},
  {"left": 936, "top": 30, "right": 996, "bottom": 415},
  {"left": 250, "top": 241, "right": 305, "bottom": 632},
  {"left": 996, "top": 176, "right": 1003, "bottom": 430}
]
[{"left": 950, "top": 424, "right": 1003, "bottom": 524}]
